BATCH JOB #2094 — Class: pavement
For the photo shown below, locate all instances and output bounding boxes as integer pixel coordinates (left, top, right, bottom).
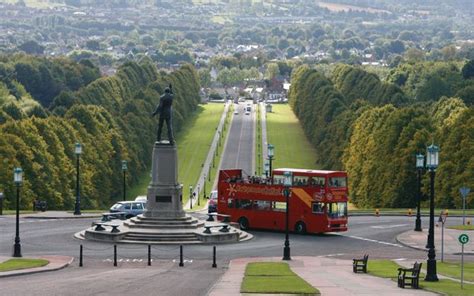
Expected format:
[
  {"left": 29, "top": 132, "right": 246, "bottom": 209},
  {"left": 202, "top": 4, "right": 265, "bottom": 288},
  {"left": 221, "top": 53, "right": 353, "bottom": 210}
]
[{"left": 2, "top": 212, "right": 472, "bottom": 295}]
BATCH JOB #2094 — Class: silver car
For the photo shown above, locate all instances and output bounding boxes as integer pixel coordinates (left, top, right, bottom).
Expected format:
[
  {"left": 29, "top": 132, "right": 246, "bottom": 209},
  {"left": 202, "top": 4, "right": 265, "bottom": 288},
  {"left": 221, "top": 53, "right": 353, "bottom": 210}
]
[{"left": 110, "top": 201, "right": 146, "bottom": 218}]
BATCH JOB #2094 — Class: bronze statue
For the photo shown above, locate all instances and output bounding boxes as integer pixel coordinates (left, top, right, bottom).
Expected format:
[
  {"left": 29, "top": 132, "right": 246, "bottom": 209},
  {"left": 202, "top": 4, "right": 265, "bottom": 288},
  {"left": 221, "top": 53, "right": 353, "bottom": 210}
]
[{"left": 152, "top": 83, "right": 174, "bottom": 145}]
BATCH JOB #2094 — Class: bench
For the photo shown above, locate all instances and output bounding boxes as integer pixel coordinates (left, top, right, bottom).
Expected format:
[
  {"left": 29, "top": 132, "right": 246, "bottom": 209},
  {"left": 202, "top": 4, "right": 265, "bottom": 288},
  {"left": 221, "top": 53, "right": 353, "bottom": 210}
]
[
  {"left": 398, "top": 262, "right": 422, "bottom": 289},
  {"left": 352, "top": 254, "right": 369, "bottom": 273},
  {"left": 101, "top": 212, "right": 126, "bottom": 222},
  {"left": 92, "top": 222, "right": 121, "bottom": 233},
  {"left": 203, "top": 224, "right": 230, "bottom": 234},
  {"left": 206, "top": 213, "right": 231, "bottom": 223}
]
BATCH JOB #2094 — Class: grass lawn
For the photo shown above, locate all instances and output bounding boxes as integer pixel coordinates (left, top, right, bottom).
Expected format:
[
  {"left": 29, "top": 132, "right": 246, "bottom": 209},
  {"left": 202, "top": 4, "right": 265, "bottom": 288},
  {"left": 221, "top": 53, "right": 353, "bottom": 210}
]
[
  {"left": 126, "top": 103, "right": 224, "bottom": 207},
  {"left": 0, "top": 258, "right": 49, "bottom": 272},
  {"left": 368, "top": 260, "right": 474, "bottom": 296},
  {"left": 448, "top": 225, "right": 474, "bottom": 231},
  {"left": 437, "top": 261, "right": 474, "bottom": 282},
  {"left": 266, "top": 104, "right": 318, "bottom": 169},
  {"left": 241, "top": 262, "right": 319, "bottom": 294}
]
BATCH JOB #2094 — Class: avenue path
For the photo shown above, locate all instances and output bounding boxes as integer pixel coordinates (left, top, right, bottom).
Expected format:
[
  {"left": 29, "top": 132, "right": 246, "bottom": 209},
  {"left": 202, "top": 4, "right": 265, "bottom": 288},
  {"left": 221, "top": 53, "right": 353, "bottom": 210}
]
[{"left": 1, "top": 214, "right": 471, "bottom": 295}]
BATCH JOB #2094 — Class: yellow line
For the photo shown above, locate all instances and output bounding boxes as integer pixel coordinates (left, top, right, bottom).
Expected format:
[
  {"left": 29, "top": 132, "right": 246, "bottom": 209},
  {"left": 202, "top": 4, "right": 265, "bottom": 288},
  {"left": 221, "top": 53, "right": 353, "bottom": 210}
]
[{"left": 291, "top": 188, "right": 312, "bottom": 208}]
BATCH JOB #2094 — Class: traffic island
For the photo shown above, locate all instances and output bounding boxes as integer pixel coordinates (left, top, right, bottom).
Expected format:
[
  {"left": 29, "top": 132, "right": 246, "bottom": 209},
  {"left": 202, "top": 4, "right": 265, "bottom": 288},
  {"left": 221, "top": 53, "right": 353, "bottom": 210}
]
[{"left": 80, "top": 141, "right": 251, "bottom": 245}]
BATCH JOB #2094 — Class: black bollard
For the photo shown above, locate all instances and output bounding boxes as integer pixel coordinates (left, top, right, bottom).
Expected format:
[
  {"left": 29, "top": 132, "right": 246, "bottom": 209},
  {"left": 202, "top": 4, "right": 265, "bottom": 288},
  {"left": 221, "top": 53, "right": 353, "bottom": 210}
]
[
  {"left": 79, "top": 245, "right": 83, "bottom": 267},
  {"left": 114, "top": 245, "right": 117, "bottom": 267},
  {"left": 212, "top": 246, "right": 217, "bottom": 268},
  {"left": 179, "top": 245, "right": 184, "bottom": 267},
  {"left": 148, "top": 245, "right": 151, "bottom": 266}
]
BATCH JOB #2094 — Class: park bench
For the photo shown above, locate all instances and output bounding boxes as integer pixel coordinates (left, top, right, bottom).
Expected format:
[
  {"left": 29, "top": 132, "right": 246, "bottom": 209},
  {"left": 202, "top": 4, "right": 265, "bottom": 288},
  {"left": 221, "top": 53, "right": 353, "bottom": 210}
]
[
  {"left": 92, "top": 222, "right": 121, "bottom": 233},
  {"left": 352, "top": 254, "right": 369, "bottom": 273},
  {"left": 206, "top": 213, "right": 231, "bottom": 223},
  {"left": 203, "top": 223, "right": 230, "bottom": 234},
  {"left": 101, "top": 212, "right": 126, "bottom": 222},
  {"left": 398, "top": 262, "right": 422, "bottom": 289}
]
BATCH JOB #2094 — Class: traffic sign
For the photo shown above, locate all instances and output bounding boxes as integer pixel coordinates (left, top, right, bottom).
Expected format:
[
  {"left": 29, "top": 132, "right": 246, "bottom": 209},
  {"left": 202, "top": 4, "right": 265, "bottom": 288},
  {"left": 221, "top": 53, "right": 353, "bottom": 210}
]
[
  {"left": 459, "top": 234, "right": 469, "bottom": 245},
  {"left": 460, "top": 187, "right": 470, "bottom": 199}
]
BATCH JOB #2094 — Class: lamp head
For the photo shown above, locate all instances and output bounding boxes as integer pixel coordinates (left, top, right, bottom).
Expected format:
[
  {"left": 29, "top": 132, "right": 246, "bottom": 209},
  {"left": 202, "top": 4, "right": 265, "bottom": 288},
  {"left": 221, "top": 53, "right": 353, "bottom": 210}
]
[
  {"left": 75, "top": 142, "right": 82, "bottom": 155},
  {"left": 267, "top": 144, "right": 274, "bottom": 158},
  {"left": 14, "top": 167, "right": 23, "bottom": 184},
  {"left": 426, "top": 144, "right": 439, "bottom": 170},
  {"left": 416, "top": 154, "right": 424, "bottom": 169},
  {"left": 122, "top": 160, "right": 128, "bottom": 171}
]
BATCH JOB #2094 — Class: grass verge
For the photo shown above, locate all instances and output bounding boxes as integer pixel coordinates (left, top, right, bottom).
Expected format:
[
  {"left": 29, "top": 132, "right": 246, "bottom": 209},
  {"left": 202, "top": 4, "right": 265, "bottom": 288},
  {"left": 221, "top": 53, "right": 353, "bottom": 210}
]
[
  {"left": 0, "top": 258, "right": 49, "bottom": 272},
  {"left": 368, "top": 259, "right": 474, "bottom": 296},
  {"left": 241, "top": 262, "right": 319, "bottom": 294},
  {"left": 266, "top": 104, "right": 318, "bottom": 169}
]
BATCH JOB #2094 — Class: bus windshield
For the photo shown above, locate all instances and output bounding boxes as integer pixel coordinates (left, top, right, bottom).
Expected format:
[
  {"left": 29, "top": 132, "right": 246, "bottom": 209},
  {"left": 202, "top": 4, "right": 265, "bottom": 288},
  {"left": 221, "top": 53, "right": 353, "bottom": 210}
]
[{"left": 328, "top": 202, "right": 347, "bottom": 218}]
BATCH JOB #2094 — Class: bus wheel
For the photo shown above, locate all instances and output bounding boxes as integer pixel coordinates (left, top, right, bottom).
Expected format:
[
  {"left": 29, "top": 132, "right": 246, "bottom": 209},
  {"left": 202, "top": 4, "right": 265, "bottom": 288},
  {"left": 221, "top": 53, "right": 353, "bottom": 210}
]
[
  {"left": 238, "top": 217, "right": 249, "bottom": 230},
  {"left": 295, "top": 221, "right": 306, "bottom": 234}
]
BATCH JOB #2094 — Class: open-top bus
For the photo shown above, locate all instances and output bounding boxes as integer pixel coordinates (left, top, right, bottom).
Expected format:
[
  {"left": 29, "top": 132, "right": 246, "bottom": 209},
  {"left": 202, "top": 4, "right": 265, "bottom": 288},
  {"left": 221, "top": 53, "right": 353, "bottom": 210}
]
[{"left": 217, "top": 168, "right": 348, "bottom": 234}]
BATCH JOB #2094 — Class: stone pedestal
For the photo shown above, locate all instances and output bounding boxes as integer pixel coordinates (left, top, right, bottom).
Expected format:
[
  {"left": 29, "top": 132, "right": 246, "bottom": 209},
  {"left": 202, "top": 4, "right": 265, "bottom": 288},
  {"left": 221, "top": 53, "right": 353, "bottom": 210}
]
[{"left": 143, "top": 142, "right": 185, "bottom": 218}]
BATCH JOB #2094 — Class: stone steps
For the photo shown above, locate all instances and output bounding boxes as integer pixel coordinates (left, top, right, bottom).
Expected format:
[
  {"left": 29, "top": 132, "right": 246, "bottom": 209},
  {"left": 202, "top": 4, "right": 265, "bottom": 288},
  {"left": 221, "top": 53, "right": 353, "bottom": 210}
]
[{"left": 123, "top": 232, "right": 199, "bottom": 242}]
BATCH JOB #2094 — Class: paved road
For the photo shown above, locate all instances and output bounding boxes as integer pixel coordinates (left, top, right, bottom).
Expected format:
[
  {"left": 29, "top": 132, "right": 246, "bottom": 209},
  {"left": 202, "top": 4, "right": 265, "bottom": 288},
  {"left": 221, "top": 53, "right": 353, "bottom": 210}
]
[
  {"left": 1, "top": 215, "right": 472, "bottom": 295},
  {"left": 220, "top": 102, "right": 255, "bottom": 176}
]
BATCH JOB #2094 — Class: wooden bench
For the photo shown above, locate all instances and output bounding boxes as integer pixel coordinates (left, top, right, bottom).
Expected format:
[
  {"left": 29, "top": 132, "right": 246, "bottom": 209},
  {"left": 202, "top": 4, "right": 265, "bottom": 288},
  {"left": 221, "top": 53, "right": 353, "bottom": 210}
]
[
  {"left": 206, "top": 213, "right": 231, "bottom": 223},
  {"left": 398, "top": 262, "right": 422, "bottom": 289},
  {"left": 203, "top": 224, "right": 230, "bottom": 234},
  {"left": 352, "top": 254, "right": 369, "bottom": 273},
  {"left": 101, "top": 212, "right": 126, "bottom": 222}
]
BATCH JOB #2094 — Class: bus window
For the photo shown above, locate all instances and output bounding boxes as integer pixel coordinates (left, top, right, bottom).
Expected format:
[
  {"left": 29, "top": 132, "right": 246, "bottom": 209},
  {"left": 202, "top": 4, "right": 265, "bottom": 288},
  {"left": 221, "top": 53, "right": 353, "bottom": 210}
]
[
  {"left": 272, "top": 202, "right": 287, "bottom": 211},
  {"left": 310, "top": 177, "right": 325, "bottom": 187},
  {"left": 273, "top": 175, "right": 286, "bottom": 185},
  {"left": 294, "top": 176, "right": 309, "bottom": 186},
  {"left": 236, "top": 199, "right": 252, "bottom": 210},
  {"left": 329, "top": 177, "right": 347, "bottom": 188},
  {"left": 227, "top": 198, "right": 234, "bottom": 208},
  {"left": 312, "top": 202, "right": 326, "bottom": 214},
  {"left": 255, "top": 200, "right": 271, "bottom": 210},
  {"left": 327, "top": 202, "right": 347, "bottom": 218}
]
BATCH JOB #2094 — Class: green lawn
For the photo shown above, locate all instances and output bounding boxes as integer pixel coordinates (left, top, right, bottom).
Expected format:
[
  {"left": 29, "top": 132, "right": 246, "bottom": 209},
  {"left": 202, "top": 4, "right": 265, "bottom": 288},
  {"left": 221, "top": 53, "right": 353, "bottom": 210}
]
[
  {"left": 127, "top": 103, "right": 225, "bottom": 207},
  {"left": 0, "top": 258, "right": 49, "bottom": 272},
  {"left": 368, "top": 259, "right": 474, "bottom": 296},
  {"left": 437, "top": 261, "right": 474, "bottom": 282},
  {"left": 448, "top": 225, "right": 474, "bottom": 231},
  {"left": 266, "top": 104, "right": 318, "bottom": 169},
  {"left": 241, "top": 262, "right": 319, "bottom": 294}
]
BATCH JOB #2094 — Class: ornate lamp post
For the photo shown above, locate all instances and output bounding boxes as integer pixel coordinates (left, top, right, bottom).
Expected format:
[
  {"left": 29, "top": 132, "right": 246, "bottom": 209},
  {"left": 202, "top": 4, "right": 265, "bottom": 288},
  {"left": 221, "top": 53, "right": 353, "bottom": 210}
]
[
  {"left": 203, "top": 174, "right": 207, "bottom": 199},
  {"left": 189, "top": 185, "right": 193, "bottom": 210},
  {"left": 267, "top": 144, "right": 274, "bottom": 182},
  {"left": 13, "top": 167, "right": 23, "bottom": 257},
  {"left": 0, "top": 191, "right": 4, "bottom": 215},
  {"left": 74, "top": 142, "right": 82, "bottom": 215},
  {"left": 282, "top": 171, "right": 292, "bottom": 261},
  {"left": 415, "top": 154, "right": 424, "bottom": 232},
  {"left": 122, "top": 160, "right": 128, "bottom": 201},
  {"left": 264, "top": 160, "right": 270, "bottom": 178},
  {"left": 425, "top": 144, "right": 439, "bottom": 282}
]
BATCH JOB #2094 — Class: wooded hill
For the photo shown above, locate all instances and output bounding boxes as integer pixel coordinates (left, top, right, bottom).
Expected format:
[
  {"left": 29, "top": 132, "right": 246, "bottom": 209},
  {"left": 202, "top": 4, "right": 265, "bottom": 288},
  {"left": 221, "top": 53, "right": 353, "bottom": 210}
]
[
  {"left": 289, "top": 62, "right": 474, "bottom": 209},
  {"left": 0, "top": 55, "right": 200, "bottom": 210}
]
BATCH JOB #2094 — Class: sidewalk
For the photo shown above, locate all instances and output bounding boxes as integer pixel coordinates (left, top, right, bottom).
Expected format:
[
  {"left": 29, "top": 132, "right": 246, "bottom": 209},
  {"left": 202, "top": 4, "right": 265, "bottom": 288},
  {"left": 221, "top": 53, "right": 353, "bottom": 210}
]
[
  {"left": 208, "top": 256, "right": 435, "bottom": 296},
  {"left": 397, "top": 226, "right": 474, "bottom": 255},
  {"left": 21, "top": 211, "right": 101, "bottom": 219},
  {"left": 0, "top": 255, "right": 73, "bottom": 278}
]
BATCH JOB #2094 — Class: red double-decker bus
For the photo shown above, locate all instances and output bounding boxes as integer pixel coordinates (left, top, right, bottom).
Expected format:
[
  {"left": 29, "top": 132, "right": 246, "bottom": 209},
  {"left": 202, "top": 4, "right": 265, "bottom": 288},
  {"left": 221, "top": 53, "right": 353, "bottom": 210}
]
[{"left": 217, "top": 168, "right": 348, "bottom": 234}]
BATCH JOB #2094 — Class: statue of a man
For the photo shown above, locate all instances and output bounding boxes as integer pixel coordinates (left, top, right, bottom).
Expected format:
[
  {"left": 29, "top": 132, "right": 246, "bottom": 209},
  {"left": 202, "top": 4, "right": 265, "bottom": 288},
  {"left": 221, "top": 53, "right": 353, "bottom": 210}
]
[{"left": 151, "top": 83, "right": 174, "bottom": 145}]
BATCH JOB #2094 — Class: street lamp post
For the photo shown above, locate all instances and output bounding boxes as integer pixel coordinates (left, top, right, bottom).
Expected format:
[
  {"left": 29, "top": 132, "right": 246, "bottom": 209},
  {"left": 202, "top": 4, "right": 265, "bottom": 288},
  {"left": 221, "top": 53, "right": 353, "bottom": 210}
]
[
  {"left": 282, "top": 171, "right": 292, "bottom": 260},
  {"left": 13, "top": 167, "right": 23, "bottom": 257},
  {"left": 415, "top": 154, "right": 424, "bottom": 232},
  {"left": 267, "top": 144, "right": 274, "bottom": 183},
  {"left": 203, "top": 174, "right": 207, "bottom": 199},
  {"left": 122, "top": 160, "right": 128, "bottom": 201},
  {"left": 197, "top": 185, "right": 200, "bottom": 206},
  {"left": 0, "top": 191, "right": 4, "bottom": 215},
  {"left": 74, "top": 142, "right": 82, "bottom": 215},
  {"left": 425, "top": 144, "right": 439, "bottom": 282},
  {"left": 264, "top": 160, "right": 269, "bottom": 178},
  {"left": 189, "top": 185, "right": 193, "bottom": 210}
]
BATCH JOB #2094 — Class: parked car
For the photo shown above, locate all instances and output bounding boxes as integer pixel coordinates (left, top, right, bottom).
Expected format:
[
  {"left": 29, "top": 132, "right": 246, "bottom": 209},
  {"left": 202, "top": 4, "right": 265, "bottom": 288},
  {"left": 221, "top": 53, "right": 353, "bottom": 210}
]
[
  {"left": 208, "top": 190, "right": 218, "bottom": 213},
  {"left": 110, "top": 201, "right": 146, "bottom": 218},
  {"left": 245, "top": 110, "right": 250, "bottom": 115},
  {"left": 234, "top": 110, "right": 239, "bottom": 115}
]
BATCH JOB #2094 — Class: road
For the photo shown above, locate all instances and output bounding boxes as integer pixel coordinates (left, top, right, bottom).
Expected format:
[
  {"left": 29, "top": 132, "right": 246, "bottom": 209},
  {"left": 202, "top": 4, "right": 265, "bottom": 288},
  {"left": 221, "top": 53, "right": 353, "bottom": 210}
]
[
  {"left": 220, "top": 102, "right": 255, "bottom": 176},
  {"left": 1, "top": 214, "right": 471, "bottom": 295}
]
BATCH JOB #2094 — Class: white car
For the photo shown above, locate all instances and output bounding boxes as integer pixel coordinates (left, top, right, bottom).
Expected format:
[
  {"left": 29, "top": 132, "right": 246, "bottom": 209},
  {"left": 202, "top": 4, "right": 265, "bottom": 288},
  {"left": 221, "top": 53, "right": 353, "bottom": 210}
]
[
  {"left": 234, "top": 110, "right": 239, "bottom": 115},
  {"left": 245, "top": 111, "right": 250, "bottom": 115}
]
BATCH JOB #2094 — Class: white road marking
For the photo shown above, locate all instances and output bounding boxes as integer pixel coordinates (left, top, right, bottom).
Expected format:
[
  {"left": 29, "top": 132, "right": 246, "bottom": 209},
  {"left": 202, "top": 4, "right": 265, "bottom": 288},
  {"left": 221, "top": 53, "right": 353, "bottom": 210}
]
[
  {"left": 334, "top": 233, "right": 404, "bottom": 248},
  {"left": 370, "top": 224, "right": 408, "bottom": 229}
]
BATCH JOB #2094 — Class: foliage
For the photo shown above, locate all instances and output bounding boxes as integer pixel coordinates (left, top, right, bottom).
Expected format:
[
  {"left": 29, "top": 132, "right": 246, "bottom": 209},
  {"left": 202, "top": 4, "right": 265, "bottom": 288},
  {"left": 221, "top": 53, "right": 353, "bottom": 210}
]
[{"left": 0, "top": 55, "right": 201, "bottom": 210}]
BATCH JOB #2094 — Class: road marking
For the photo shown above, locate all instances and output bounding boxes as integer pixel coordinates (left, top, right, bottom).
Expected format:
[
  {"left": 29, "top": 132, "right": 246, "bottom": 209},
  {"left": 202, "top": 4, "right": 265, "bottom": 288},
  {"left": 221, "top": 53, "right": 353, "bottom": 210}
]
[
  {"left": 334, "top": 233, "right": 404, "bottom": 248},
  {"left": 103, "top": 258, "right": 151, "bottom": 263},
  {"left": 172, "top": 259, "right": 193, "bottom": 263},
  {"left": 370, "top": 224, "right": 408, "bottom": 229}
]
